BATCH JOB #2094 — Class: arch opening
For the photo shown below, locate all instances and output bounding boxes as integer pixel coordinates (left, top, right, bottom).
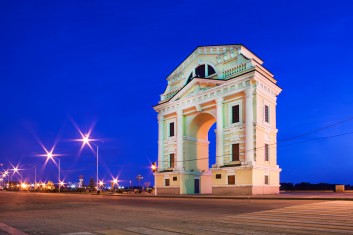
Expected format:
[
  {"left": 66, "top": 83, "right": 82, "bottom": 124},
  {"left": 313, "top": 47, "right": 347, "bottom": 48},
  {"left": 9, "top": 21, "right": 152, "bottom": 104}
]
[{"left": 185, "top": 112, "right": 216, "bottom": 173}]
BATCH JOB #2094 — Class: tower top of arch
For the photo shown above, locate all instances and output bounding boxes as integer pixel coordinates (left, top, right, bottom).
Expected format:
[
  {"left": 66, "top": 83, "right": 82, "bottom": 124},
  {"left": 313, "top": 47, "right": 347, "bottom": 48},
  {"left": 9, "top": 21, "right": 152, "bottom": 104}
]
[{"left": 160, "top": 45, "right": 277, "bottom": 103}]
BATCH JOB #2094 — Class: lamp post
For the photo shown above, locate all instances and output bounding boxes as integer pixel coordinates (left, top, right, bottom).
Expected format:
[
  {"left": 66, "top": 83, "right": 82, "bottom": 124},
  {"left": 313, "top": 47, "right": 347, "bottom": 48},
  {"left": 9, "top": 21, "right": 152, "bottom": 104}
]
[
  {"left": 81, "top": 134, "right": 100, "bottom": 193},
  {"left": 136, "top": 174, "right": 143, "bottom": 192},
  {"left": 99, "top": 180, "right": 104, "bottom": 191},
  {"left": 45, "top": 151, "right": 61, "bottom": 193},
  {"left": 3, "top": 170, "right": 9, "bottom": 189},
  {"left": 11, "top": 166, "right": 19, "bottom": 182},
  {"left": 151, "top": 162, "right": 157, "bottom": 195},
  {"left": 112, "top": 178, "right": 118, "bottom": 193},
  {"left": 9, "top": 165, "right": 21, "bottom": 190},
  {"left": 26, "top": 164, "right": 37, "bottom": 190},
  {"left": 0, "top": 163, "right": 5, "bottom": 188},
  {"left": 58, "top": 158, "right": 61, "bottom": 193}
]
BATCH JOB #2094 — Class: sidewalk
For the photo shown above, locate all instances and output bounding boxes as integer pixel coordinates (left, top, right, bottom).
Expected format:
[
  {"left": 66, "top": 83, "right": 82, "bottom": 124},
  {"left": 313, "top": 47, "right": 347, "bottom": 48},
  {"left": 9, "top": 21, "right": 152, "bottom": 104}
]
[{"left": 102, "top": 191, "right": 353, "bottom": 201}]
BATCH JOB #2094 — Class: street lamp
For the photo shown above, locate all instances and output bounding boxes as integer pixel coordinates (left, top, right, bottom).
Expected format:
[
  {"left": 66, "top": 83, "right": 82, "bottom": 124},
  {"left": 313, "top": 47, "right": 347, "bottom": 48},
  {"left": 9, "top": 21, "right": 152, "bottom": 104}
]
[
  {"left": 10, "top": 165, "right": 21, "bottom": 181},
  {"left": 136, "top": 174, "right": 143, "bottom": 192},
  {"left": 99, "top": 180, "right": 104, "bottom": 191},
  {"left": 80, "top": 133, "right": 100, "bottom": 193},
  {"left": 8, "top": 165, "right": 22, "bottom": 190},
  {"left": 112, "top": 177, "right": 118, "bottom": 193},
  {"left": 25, "top": 164, "right": 37, "bottom": 190},
  {"left": 3, "top": 170, "right": 9, "bottom": 189},
  {"left": 151, "top": 162, "right": 157, "bottom": 195},
  {"left": 44, "top": 150, "right": 62, "bottom": 193}
]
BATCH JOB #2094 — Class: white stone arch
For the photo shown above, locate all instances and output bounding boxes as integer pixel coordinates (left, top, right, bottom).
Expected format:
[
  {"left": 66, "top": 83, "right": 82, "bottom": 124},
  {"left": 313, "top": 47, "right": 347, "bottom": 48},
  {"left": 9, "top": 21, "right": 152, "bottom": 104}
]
[{"left": 154, "top": 45, "right": 282, "bottom": 196}]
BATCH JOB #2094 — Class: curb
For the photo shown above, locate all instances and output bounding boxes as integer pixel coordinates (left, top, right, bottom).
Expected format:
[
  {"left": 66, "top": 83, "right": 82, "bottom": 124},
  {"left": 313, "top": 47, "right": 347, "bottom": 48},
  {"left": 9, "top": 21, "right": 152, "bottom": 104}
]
[{"left": 94, "top": 193, "right": 353, "bottom": 201}]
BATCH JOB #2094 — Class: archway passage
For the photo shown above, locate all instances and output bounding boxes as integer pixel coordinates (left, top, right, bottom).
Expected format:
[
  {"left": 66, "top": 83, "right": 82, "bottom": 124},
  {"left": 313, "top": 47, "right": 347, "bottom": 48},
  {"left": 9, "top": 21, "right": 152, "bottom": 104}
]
[
  {"left": 208, "top": 123, "right": 217, "bottom": 169},
  {"left": 185, "top": 112, "right": 216, "bottom": 172},
  {"left": 181, "top": 112, "right": 216, "bottom": 194}
]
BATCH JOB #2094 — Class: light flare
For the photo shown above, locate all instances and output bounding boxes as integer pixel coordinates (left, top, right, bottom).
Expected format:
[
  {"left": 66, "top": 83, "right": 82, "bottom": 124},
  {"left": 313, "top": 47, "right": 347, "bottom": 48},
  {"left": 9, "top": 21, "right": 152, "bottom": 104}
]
[{"left": 69, "top": 118, "right": 99, "bottom": 156}]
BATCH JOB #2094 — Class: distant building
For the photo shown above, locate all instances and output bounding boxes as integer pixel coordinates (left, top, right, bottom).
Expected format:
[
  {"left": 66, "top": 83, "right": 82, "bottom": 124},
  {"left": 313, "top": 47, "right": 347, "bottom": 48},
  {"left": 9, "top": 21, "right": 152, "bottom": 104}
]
[{"left": 153, "top": 45, "right": 282, "bottom": 195}]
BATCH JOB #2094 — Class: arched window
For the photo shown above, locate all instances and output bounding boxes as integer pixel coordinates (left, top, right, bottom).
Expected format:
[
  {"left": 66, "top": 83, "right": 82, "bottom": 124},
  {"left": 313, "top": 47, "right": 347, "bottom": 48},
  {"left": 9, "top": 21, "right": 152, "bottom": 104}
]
[
  {"left": 195, "top": 64, "right": 206, "bottom": 78},
  {"left": 186, "top": 64, "right": 217, "bottom": 84}
]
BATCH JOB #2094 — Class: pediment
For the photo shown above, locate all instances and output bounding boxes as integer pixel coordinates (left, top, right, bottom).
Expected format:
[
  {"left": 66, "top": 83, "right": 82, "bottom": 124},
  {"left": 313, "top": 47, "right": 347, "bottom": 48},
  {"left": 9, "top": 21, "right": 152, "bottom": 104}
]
[
  {"left": 170, "top": 78, "right": 226, "bottom": 102},
  {"left": 159, "top": 45, "right": 262, "bottom": 103}
]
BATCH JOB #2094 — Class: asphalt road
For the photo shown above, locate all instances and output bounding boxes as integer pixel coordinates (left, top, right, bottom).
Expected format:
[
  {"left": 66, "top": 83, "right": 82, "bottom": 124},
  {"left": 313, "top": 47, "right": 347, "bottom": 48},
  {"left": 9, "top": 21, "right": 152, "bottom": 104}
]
[{"left": 1, "top": 192, "right": 353, "bottom": 235}]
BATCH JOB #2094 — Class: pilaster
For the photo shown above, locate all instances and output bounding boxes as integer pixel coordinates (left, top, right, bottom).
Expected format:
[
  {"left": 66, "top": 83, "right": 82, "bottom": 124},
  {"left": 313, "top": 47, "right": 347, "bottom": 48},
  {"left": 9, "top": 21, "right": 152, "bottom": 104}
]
[
  {"left": 158, "top": 113, "right": 164, "bottom": 171},
  {"left": 176, "top": 109, "right": 184, "bottom": 171},
  {"left": 216, "top": 98, "right": 224, "bottom": 167},
  {"left": 245, "top": 84, "right": 255, "bottom": 165}
]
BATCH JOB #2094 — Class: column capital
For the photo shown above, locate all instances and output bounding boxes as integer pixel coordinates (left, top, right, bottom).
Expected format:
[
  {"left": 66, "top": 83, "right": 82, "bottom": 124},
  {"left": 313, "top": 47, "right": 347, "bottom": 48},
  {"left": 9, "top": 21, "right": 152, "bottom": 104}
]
[
  {"left": 157, "top": 113, "right": 164, "bottom": 122},
  {"left": 177, "top": 109, "right": 183, "bottom": 116},
  {"left": 216, "top": 97, "right": 223, "bottom": 105},
  {"left": 245, "top": 86, "right": 254, "bottom": 97}
]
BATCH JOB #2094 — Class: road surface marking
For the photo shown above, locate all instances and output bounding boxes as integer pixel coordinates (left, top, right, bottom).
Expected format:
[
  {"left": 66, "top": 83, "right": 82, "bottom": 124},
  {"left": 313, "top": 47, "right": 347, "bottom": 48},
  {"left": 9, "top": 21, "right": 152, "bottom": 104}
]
[
  {"left": 218, "top": 201, "right": 353, "bottom": 234},
  {"left": 0, "top": 223, "right": 28, "bottom": 235},
  {"left": 124, "top": 227, "right": 184, "bottom": 235}
]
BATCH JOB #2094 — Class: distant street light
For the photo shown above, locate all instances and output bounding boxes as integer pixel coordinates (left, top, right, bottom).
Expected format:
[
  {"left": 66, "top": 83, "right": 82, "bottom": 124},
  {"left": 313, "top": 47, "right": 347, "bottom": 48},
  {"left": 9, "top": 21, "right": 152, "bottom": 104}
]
[
  {"left": 99, "top": 180, "right": 104, "bottom": 190},
  {"left": 10, "top": 165, "right": 21, "bottom": 182},
  {"left": 26, "top": 164, "right": 37, "bottom": 190},
  {"left": 136, "top": 174, "right": 143, "bottom": 191},
  {"left": 112, "top": 177, "right": 118, "bottom": 193},
  {"left": 44, "top": 150, "right": 62, "bottom": 193}
]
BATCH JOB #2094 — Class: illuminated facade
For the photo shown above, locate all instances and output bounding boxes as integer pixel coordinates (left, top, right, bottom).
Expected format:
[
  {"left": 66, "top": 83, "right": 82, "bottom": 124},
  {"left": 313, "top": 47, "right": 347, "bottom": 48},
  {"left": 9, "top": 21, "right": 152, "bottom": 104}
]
[{"left": 153, "top": 45, "right": 282, "bottom": 195}]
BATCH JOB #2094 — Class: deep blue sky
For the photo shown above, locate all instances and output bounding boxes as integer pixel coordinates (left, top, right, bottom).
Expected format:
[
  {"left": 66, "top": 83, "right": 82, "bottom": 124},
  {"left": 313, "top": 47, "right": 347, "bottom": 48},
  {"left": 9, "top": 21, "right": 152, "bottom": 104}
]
[{"left": 1, "top": 1, "right": 353, "bottom": 186}]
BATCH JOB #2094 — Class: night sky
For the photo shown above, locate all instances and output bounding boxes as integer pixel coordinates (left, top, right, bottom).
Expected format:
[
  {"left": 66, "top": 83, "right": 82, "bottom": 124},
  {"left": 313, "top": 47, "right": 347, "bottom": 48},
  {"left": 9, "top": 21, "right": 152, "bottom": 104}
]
[{"left": 1, "top": 1, "right": 353, "bottom": 186}]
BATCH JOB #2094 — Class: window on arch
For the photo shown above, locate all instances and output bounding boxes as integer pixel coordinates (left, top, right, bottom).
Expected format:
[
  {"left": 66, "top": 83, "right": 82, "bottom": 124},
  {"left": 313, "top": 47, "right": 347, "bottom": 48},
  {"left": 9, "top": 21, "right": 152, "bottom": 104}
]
[
  {"left": 194, "top": 64, "right": 217, "bottom": 78},
  {"left": 207, "top": 65, "right": 216, "bottom": 76},
  {"left": 195, "top": 64, "right": 206, "bottom": 78}
]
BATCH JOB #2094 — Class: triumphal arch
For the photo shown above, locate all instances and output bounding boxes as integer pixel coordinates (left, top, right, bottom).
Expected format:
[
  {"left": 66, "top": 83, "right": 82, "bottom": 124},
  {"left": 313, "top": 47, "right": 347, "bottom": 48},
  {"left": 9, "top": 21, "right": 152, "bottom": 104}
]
[{"left": 153, "top": 45, "right": 282, "bottom": 195}]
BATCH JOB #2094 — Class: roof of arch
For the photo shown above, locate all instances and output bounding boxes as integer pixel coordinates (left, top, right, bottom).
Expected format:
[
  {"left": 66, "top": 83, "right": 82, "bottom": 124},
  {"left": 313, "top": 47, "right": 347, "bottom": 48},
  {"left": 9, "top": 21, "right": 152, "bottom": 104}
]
[{"left": 159, "top": 44, "right": 275, "bottom": 103}]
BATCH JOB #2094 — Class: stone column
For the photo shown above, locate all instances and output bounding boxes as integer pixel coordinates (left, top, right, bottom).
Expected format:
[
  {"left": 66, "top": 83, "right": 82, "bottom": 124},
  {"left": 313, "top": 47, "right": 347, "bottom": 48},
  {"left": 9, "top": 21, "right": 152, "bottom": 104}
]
[
  {"left": 158, "top": 113, "right": 164, "bottom": 171},
  {"left": 177, "top": 109, "right": 184, "bottom": 171},
  {"left": 245, "top": 85, "right": 254, "bottom": 164},
  {"left": 216, "top": 98, "right": 224, "bottom": 167}
]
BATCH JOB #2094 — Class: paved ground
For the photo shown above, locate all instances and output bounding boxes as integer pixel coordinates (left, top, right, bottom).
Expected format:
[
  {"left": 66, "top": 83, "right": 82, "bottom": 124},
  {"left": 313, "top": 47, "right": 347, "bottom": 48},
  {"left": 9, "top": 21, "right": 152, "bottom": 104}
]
[{"left": 1, "top": 192, "right": 353, "bottom": 235}]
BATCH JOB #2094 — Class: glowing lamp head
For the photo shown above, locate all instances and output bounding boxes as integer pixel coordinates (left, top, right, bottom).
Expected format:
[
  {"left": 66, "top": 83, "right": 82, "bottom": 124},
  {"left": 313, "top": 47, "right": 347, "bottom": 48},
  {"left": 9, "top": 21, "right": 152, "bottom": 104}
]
[
  {"left": 113, "top": 178, "right": 118, "bottom": 184},
  {"left": 13, "top": 167, "right": 18, "bottom": 173},
  {"left": 60, "top": 181, "right": 64, "bottom": 186},
  {"left": 99, "top": 181, "right": 104, "bottom": 186},
  {"left": 83, "top": 135, "right": 90, "bottom": 145},
  {"left": 151, "top": 162, "right": 157, "bottom": 172},
  {"left": 47, "top": 152, "right": 53, "bottom": 159}
]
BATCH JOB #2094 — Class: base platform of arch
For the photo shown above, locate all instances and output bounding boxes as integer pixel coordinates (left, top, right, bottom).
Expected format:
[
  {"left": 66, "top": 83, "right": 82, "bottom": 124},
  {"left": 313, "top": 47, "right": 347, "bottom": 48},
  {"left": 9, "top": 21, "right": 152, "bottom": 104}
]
[{"left": 155, "top": 166, "right": 281, "bottom": 196}]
